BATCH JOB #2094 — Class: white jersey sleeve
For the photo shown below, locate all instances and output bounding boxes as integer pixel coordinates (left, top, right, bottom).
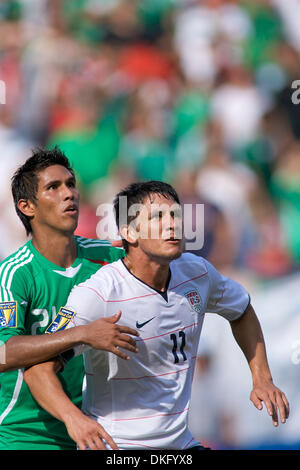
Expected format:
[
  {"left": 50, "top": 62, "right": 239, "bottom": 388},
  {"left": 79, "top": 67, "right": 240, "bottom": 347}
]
[
  {"left": 62, "top": 273, "right": 110, "bottom": 357},
  {"left": 66, "top": 281, "right": 107, "bottom": 325},
  {"left": 203, "top": 258, "right": 250, "bottom": 321}
]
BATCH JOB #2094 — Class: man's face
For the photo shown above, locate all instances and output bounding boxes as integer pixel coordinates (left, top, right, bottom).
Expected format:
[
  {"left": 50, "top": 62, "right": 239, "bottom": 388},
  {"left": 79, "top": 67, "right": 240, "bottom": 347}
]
[
  {"left": 30, "top": 164, "right": 79, "bottom": 235},
  {"left": 129, "top": 193, "right": 183, "bottom": 262}
]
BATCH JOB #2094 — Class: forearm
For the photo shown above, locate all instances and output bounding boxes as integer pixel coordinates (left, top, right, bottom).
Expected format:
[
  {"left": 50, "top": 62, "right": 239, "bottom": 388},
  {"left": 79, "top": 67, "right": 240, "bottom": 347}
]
[
  {"left": 1, "top": 311, "right": 138, "bottom": 372},
  {"left": 0, "top": 325, "right": 86, "bottom": 372},
  {"left": 24, "top": 360, "right": 118, "bottom": 450},
  {"left": 230, "top": 304, "right": 290, "bottom": 426},
  {"left": 230, "top": 304, "right": 273, "bottom": 385},
  {"left": 24, "top": 359, "right": 81, "bottom": 423}
]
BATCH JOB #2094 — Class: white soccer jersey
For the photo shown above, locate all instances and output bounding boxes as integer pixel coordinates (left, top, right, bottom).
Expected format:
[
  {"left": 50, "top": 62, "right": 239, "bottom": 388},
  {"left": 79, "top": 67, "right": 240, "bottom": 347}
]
[{"left": 62, "top": 252, "right": 250, "bottom": 450}]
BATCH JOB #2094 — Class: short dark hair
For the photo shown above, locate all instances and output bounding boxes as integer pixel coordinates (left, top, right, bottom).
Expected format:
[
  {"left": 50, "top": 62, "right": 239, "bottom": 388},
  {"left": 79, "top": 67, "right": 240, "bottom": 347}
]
[
  {"left": 113, "top": 181, "right": 180, "bottom": 252},
  {"left": 11, "top": 146, "right": 75, "bottom": 235}
]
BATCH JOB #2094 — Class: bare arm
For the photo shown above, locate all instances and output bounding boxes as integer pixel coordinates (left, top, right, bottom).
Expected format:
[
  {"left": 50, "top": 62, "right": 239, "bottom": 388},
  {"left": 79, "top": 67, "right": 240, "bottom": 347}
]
[
  {"left": 0, "top": 311, "right": 138, "bottom": 372},
  {"left": 230, "top": 303, "right": 290, "bottom": 426},
  {"left": 24, "top": 359, "right": 118, "bottom": 450}
]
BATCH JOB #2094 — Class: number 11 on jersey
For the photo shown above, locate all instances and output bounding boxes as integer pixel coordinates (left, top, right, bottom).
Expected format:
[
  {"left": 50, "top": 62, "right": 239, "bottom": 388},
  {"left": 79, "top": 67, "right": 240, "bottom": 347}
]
[{"left": 170, "top": 330, "right": 187, "bottom": 363}]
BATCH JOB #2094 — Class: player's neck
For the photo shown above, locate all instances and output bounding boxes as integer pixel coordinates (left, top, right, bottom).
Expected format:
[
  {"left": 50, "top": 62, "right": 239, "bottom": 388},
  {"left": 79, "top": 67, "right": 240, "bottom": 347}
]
[
  {"left": 31, "top": 231, "right": 77, "bottom": 268},
  {"left": 123, "top": 254, "right": 170, "bottom": 292}
]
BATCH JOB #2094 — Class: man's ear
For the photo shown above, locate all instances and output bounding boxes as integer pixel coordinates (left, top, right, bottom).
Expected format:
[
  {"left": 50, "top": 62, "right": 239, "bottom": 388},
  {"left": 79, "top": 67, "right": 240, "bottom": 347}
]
[
  {"left": 17, "top": 199, "right": 35, "bottom": 218},
  {"left": 119, "top": 224, "right": 138, "bottom": 244}
]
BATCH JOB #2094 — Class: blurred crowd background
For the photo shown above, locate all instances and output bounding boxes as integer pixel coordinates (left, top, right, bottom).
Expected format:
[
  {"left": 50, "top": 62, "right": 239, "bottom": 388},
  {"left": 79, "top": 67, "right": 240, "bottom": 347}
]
[{"left": 0, "top": 0, "right": 300, "bottom": 450}]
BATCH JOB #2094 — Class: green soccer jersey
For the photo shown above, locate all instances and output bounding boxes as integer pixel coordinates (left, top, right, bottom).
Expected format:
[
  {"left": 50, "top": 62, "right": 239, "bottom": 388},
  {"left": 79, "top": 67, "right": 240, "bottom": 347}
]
[{"left": 0, "top": 236, "right": 124, "bottom": 450}]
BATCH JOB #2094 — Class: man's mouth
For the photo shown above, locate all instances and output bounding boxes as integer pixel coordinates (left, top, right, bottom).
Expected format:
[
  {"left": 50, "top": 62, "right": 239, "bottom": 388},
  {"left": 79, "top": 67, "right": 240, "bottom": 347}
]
[{"left": 64, "top": 204, "right": 78, "bottom": 214}]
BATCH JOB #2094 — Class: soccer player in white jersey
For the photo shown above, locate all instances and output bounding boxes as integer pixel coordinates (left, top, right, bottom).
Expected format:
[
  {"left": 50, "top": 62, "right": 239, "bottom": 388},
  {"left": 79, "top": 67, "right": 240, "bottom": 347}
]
[{"left": 24, "top": 181, "right": 290, "bottom": 450}]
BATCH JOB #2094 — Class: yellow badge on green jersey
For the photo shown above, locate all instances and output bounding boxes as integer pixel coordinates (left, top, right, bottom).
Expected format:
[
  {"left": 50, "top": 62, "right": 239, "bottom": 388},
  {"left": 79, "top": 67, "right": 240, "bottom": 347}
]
[
  {"left": 45, "top": 307, "right": 75, "bottom": 334},
  {"left": 0, "top": 301, "right": 17, "bottom": 328}
]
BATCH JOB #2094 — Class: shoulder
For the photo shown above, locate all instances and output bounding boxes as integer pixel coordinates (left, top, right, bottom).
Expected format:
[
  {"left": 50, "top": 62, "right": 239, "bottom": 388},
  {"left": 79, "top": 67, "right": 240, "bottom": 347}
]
[
  {"left": 171, "top": 252, "right": 209, "bottom": 275},
  {"left": 0, "top": 242, "right": 34, "bottom": 297},
  {"left": 75, "top": 236, "right": 125, "bottom": 264},
  {"left": 75, "top": 259, "right": 124, "bottom": 296},
  {"left": 66, "top": 260, "right": 127, "bottom": 313},
  {"left": 0, "top": 242, "right": 34, "bottom": 281}
]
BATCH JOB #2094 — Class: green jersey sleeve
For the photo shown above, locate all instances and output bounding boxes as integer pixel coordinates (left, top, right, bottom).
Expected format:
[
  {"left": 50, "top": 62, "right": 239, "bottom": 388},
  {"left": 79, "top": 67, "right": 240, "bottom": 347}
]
[
  {"left": 0, "top": 256, "right": 31, "bottom": 341},
  {"left": 75, "top": 236, "right": 125, "bottom": 264}
]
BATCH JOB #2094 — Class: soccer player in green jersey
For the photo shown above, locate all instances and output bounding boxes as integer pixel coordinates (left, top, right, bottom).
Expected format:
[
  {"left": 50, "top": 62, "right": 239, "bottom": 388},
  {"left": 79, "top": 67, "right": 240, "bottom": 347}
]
[{"left": 0, "top": 147, "right": 138, "bottom": 450}]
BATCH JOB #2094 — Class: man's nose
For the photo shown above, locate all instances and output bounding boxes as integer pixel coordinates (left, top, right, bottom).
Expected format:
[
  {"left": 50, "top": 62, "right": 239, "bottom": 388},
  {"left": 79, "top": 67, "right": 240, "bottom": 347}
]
[
  {"left": 165, "top": 214, "right": 182, "bottom": 236},
  {"left": 163, "top": 213, "right": 176, "bottom": 232},
  {"left": 63, "top": 184, "right": 75, "bottom": 199}
]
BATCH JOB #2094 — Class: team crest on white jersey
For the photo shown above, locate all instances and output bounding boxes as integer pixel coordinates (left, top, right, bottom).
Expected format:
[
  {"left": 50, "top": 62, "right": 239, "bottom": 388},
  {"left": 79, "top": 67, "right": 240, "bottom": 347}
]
[
  {"left": 184, "top": 290, "right": 202, "bottom": 314},
  {"left": 0, "top": 301, "right": 17, "bottom": 328},
  {"left": 45, "top": 307, "right": 75, "bottom": 334}
]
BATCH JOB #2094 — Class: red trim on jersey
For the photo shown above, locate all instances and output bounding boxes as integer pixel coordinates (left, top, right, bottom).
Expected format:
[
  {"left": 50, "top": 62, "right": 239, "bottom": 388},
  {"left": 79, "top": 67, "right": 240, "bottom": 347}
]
[
  {"left": 183, "top": 437, "right": 195, "bottom": 449},
  {"left": 107, "top": 265, "right": 126, "bottom": 279},
  {"left": 111, "top": 364, "right": 193, "bottom": 381},
  {"left": 169, "top": 272, "right": 208, "bottom": 290},
  {"left": 86, "top": 259, "right": 108, "bottom": 265},
  {"left": 112, "top": 407, "right": 189, "bottom": 421},
  {"left": 115, "top": 442, "right": 161, "bottom": 449},
  {"left": 136, "top": 322, "right": 201, "bottom": 342},
  {"left": 76, "top": 271, "right": 209, "bottom": 302},
  {"left": 116, "top": 438, "right": 195, "bottom": 450},
  {"left": 77, "top": 284, "right": 159, "bottom": 302}
]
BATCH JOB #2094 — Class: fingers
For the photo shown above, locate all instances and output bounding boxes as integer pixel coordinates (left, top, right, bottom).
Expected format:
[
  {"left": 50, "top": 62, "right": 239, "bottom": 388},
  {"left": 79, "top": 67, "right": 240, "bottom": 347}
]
[
  {"left": 250, "top": 391, "right": 263, "bottom": 411},
  {"left": 117, "top": 337, "right": 138, "bottom": 353},
  {"left": 77, "top": 440, "right": 88, "bottom": 451},
  {"left": 117, "top": 332, "right": 138, "bottom": 348},
  {"left": 87, "top": 433, "right": 112, "bottom": 451},
  {"left": 281, "top": 392, "right": 290, "bottom": 419},
  {"left": 90, "top": 312, "right": 140, "bottom": 357},
  {"left": 111, "top": 346, "right": 131, "bottom": 361},
  {"left": 112, "top": 328, "right": 139, "bottom": 350},
  {"left": 98, "top": 427, "right": 119, "bottom": 450},
  {"left": 263, "top": 393, "right": 276, "bottom": 420},
  {"left": 108, "top": 330, "right": 139, "bottom": 358},
  {"left": 255, "top": 394, "right": 279, "bottom": 426},
  {"left": 107, "top": 311, "right": 139, "bottom": 337},
  {"left": 85, "top": 436, "right": 106, "bottom": 451},
  {"left": 265, "top": 390, "right": 290, "bottom": 426},
  {"left": 106, "top": 310, "right": 122, "bottom": 323},
  {"left": 251, "top": 387, "right": 290, "bottom": 427},
  {"left": 276, "top": 392, "right": 290, "bottom": 424},
  {"left": 76, "top": 424, "right": 119, "bottom": 451},
  {"left": 118, "top": 325, "right": 140, "bottom": 338},
  {"left": 109, "top": 334, "right": 139, "bottom": 360},
  {"left": 270, "top": 404, "right": 279, "bottom": 427}
]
